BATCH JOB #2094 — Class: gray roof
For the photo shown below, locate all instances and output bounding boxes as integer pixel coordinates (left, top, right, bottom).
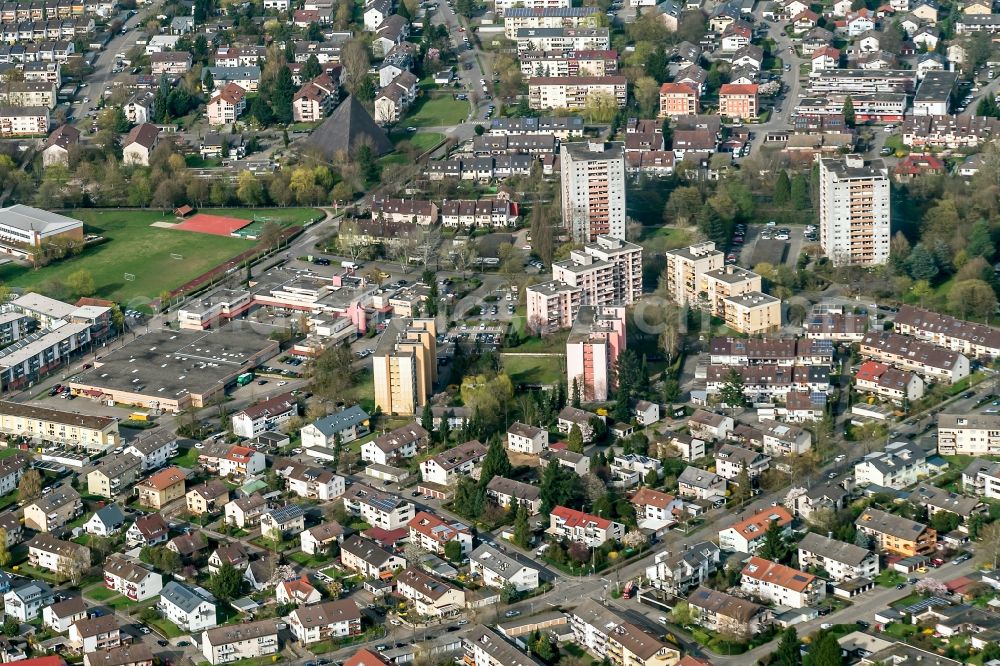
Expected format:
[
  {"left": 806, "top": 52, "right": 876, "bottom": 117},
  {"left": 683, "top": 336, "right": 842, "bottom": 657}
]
[
  {"left": 486, "top": 476, "right": 541, "bottom": 502},
  {"left": 341, "top": 534, "right": 395, "bottom": 566},
  {"left": 679, "top": 466, "right": 722, "bottom": 489},
  {"left": 309, "top": 405, "right": 370, "bottom": 437},
  {"left": 470, "top": 544, "right": 537, "bottom": 581},
  {"left": 159, "top": 581, "right": 212, "bottom": 613},
  {"left": 0, "top": 205, "right": 81, "bottom": 236},
  {"left": 308, "top": 94, "right": 393, "bottom": 159},
  {"left": 91, "top": 503, "right": 126, "bottom": 528},
  {"left": 797, "top": 532, "right": 871, "bottom": 566}
]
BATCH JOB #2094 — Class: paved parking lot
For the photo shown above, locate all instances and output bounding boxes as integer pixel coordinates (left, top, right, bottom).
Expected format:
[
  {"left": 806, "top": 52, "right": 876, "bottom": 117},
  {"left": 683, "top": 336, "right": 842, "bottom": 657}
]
[{"left": 739, "top": 223, "right": 810, "bottom": 268}]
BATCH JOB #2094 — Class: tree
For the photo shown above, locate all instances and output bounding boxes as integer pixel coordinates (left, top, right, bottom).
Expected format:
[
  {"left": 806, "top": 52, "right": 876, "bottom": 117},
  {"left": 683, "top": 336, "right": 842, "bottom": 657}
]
[
  {"left": 643, "top": 468, "right": 659, "bottom": 487},
  {"left": 20, "top": 469, "right": 41, "bottom": 501},
  {"left": 1, "top": 616, "right": 17, "bottom": 636},
  {"left": 444, "top": 539, "right": 463, "bottom": 562},
  {"left": 583, "top": 91, "right": 617, "bottom": 123},
  {"left": 808, "top": 632, "right": 844, "bottom": 666},
  {"left": 772, "top": 627, "right": 801, "bottom": 666},
  {"left": 790, "top": 172, "right": 810, "bottom": 210},
  {"left": 842, "top": 95, "right": 855, "bottom": 128},
  {"left": 236, "top": 171, "right": 265, "bottom": 206},
  {"left": 66, "top": 269, "right": 95, "bottom": 297},
  {"left": 566, "top": 424, "right": 584, "bottom": 453},
  {"left": 967, "top": 220, "right": 996, "bottom": 260},
  {"left": 341, "top": 39, "right": 371, "bottom": 98},
  {"left": 453, "top": 476, "right": 486, "bottom": 519},
  {"left": 980, "top": 522, "right": 1000, "bottom": 569},
  {"left": 634, "top": 76, "right": 661, "bottom": 118},
  {"left": 950, "top": 279, "right": 998, "bottom": 319},
  {"left": 210, "top": 562, "right": 243, "bottom": 601},
  {"left": 421, "top": 402, "right": 434, "bottom": 434},
  {"left": 540, "top": 460, "right": 584, "bottom": 512},
  {"left": 480, "top": 437, "right": 513, "bottom": 483},
  {"left": 773, "top": 170, "right": 791, "bottom": 205},
  {"left": 301, "top": 54, "right": 322, "bottom": 81},
  {"left": 758, "top": 518, "right": 789, "bottom": 563},
  {"left": 671, "top": 600, "right": 691, "bottom": 626},
  {"left": 0, "top": 528, "right": 9, "bottom": 567},
  {"left": 733, "top": 464, "right": 751, "bottom": 504},
  {"left": 719, "top": 369, "right": 746, "bottom": 410},
  {"left": 513, "top": 503, "right": 530, "bottom": 548},
  {"left": 978, "top": 95, "right": 1000, "bottom": 119},
  {"left": 270, "top": 66, "right": 295, "bottom": 123},
  {"left": 915, "top": 577, "right": 948, "bottom": 597},
  {"left": 930, "top": 510, "right": 960, "bottom": 534},
  {"left": 906, "top": 243, "right": 939, "bottom": 281}
]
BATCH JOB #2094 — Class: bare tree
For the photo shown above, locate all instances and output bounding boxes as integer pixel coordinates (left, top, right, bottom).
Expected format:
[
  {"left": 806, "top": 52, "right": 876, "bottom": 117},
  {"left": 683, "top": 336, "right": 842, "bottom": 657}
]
[{"left": 341, "top": 40, "right": 371, "bottom": 97}]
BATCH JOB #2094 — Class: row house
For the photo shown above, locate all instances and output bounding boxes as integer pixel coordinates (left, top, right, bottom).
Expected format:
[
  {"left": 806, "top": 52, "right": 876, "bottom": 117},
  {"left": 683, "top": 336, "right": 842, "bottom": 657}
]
[
  {"left": 795, "top": 93, "right": 905, "bottom": 124},
  {"left": 371, "top": 197, "right": 438, "bottom": 226},
  {"left": 472, "top": 134, "right": 556, "bottom": 155},
  {"left": 527, "top": 76, "right": 627, "bottom": 111},
  {"left": 420, "top": 439, "right": 488, "bottom": 486},
  {"left": 0, "top": 2, "right": 79, "bottom": 22},
  {"left": 809, "top": 68, "right": 916, "bottom": 95},
  {"left": 740, "top": 556, "right": 825, "bottom": 608},
  {"left": 213, "top": 46, "right": 266, "bottom": 68},
  {"left": 0, "top": 39, "right": 75, "bottom": 63},
  {"left": 519, "top": 49, "right": 618, "bottom": 78},
  {"left": 860, "top": 330, "right": 970, "bottom": 383},
  {"left": 441, "top": 199, "right": 519, "bottom": 228},
  {"left": 855, "top": 507, "right": 937, "bottom": 556},
  {"left": 150, "top": 51, "right": 192, "bottom": 75},
  {"left": 855, "top": 360, "right": 924, "bottom": 402},
  {"left": 488, "top": 115, "right": 584, "bottom": 137},
  {"left": 645, "top": 541, "right": 721, "bottom": 594},
  {"left": 797, "top": 532, "right": 879, "bottom": 582},
  {"left": 902, "top": 114, "right": 1000, "bottom": 149},
  {"left": 289, "top": 599, "right": 361, "bottom": 645},
  {"left": 705, "top": 364, "right": 831, "bottom": 402},
  {"left": 894, "top": 305, "right": 1000, "bottom": 360},
  {"left": 709, "top": 336, "right": 834, "bottom": 366},
  {"left": 759, "top": 390, "right": 826, "bottom": 423},
  {"left": 625, "top": 150, "right": 675, "bottom": 177},
  {"left": 805, "top": 310, "right": 869, "bottom": 342},
  {"left": 340, "top": 534, "right": 405, "bottom": 579},
  {"left": 425, "top": 155, "right": 536, "bottom": 181}
]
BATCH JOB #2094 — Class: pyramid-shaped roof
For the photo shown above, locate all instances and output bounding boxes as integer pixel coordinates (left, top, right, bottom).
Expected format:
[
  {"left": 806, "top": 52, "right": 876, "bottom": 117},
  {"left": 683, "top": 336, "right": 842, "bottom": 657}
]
[{"left": 308, "top": 95, "right": 393, "bottom": 159}]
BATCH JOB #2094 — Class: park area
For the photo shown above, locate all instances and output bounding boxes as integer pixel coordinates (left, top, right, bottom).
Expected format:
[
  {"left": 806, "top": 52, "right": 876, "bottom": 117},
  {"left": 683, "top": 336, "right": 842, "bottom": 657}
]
[
  {"left": 403, "top": 95, "right": 469, "bottom": 127},
  {"left": 0, "top": 207, "right": 320, "bottom": 303}
]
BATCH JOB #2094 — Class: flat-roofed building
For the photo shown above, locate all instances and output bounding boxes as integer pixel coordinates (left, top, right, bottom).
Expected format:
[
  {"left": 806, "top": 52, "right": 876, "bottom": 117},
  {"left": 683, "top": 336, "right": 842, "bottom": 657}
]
[
  {"left": 819, "top": 155, "right": 891, "bottom": 267},
  {"left": 567, "top": 305, "right": 626, "bottom": 402},
  {"left": 664, "top": 242, "right": 724, "bottom": 307},
  {"left": 372, "top": 318, "right": 436, "bottom": 416},
  {"left": 722, "top": 292, "right": 781, "bottom": 335},
  {"left": 560, "top": 142, "right": 627, "bottom": 242}
]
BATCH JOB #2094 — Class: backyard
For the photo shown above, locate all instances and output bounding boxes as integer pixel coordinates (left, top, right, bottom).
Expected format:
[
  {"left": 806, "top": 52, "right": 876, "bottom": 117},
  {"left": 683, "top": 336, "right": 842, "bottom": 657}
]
[
  {"left": 0, "top": 208, "right": 320, "bottom": 303},
  {"left": 501, "top": 354, "right": 564, "bottom": 386}
]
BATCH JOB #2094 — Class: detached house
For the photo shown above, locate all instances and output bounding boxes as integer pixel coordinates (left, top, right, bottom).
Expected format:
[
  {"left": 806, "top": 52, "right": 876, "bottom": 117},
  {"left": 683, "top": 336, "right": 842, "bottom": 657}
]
[
  {"left": 343, "top": 485, "right": 415, "bottom": 530},
  {"left": 231, "top": 392, "right": 297, "bottom": 438},
  {"left": 507, "top": 422, "right": 549, "bottom": 454},
  {"left": 206, "top": 82, "right": 246, "bottom": 126},
  {"left": 224, "top": 493, "right": 267, "bottom": 529},
  {"left": 408, "top": 511, "right": 473, "bottom": 555},
  {"left": 158, "top": 581, "right": 216, "bottom": 632},
  {"left": 645, "top": 541, "right": 721, "bottom": 594},
  {"left": 201, "top": 620, "right": 280, "bottom": 666},
  {"left": 282, "top": 464, "right": 345, "bottom": 500},
  {"left": 485, "top": 476, "right": 542, "bottom": 514},
  {"left": 185, "top": 481, "right": 229, "bottom": 516},
  {"left": 718, "top": 507, "right": 793, "bottom": 553},
  {"left": 688, "top": 586, "right": 770, "bottom": 637},
  {"left": 292, "top": 75, "right": 338, "bottom": 122},
  {"left": 24, "top": 485, "right": 82, "bottom": 532},
  {"left": 126, "top": 514, "right": 168, "bottom": 548},
  {"left": 27, "top": 533, "right": 90, "bottom": 575},
  {"left": 259, "top": 505, "right": 306, "bottom": 538},
  {"left": 714, "top": 444, "right": 769, "bottom": 481},
  {"left": 470, "top": 544, "right": 540, "bottom": 592},
  {"left": 277, "top": 575, "right": 322, "bottom": 606},
  {"left": 43, "top": 596, "right": 86, "bottom": 633},
  {"left": 797, "top": 532, "right": 879, "bottom": 582},
  {"left": 124, "top": 431, "right": 177, "bottom": 471},
  {"left": 340, "top": 535, "right": 406, "bottom": 579},
  {"left": 740, "top": 557, "right": 825, "bottom": 608},
  {"left": 83, "top": 504, "right": 126, "bottom": 536},
  {"left": 218, "top": 445, "right": 265, "bottom": 478},
  {"left": 3, "top": 580, "right": 54, "bottom": 621},
  {"left": 420, "top": 439, "right": 488, "bottom": 485},
  {"left": 207, "top": 543, "right": 249, "bottom": 574},
  {"left": 87, "top": 454, "right": 142, "bottom": 499},
  {"left": 103, "top": 554, "right": 163, "bottom": 601},
  {"left": 122, "top": 123, "right": 159, "bottom": 166},
  {"left": 855, "top": 507, "right": 937, "bottom": 556},
  {"left": 396, "top": 567, "right": 466, "bottom": 617},
  {"left": 289, "top": 599, "right": 362, "bottom": 645},
  {"left": 359, "top": 423, "right": 427, "bottom": 465},
  {"left": 548, "top": 506, "right": 625, "bottom": 547},
  {"left": 69, "top": 615, "right": 121, "bottom": 654},
  {"left": 135, "top": 466, "right": 185, "bottom": 509},
  {"left": 301, "top": 522, "right": 344, "bottom": 556},
  {"left": 302, "top": 406, "right": 371, "bottom": 450},
  {"left": 678, "top": 466, "right": 726, "bottom": 500}
]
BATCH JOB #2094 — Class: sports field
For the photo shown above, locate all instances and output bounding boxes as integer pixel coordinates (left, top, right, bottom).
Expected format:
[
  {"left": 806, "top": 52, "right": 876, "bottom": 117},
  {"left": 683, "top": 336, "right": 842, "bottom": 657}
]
[{"left": 0, "top": 208, "right": 321, "bottom": 304}]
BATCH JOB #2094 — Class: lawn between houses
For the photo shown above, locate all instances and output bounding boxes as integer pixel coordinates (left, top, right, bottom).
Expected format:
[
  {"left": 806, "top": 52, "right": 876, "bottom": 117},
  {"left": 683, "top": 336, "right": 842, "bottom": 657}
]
[{"left": 0, "top": 208, "right": 320, "bottom": 303}]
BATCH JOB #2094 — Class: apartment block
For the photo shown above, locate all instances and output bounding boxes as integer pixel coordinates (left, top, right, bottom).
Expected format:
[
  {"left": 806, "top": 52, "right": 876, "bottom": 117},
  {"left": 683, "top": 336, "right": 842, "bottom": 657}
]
[
  {"left": 739, "top": 557, "right": 825, "bottom": 609},
  {"left": 938, "top": 413, "right": 1000, "bottom": 455},
  {"left": 718, "top": 84, "right": 758, "bottom": 119},
  {"left": 463, "top": 627, "right": 544, "bottom": 666},
  {"left": 855, "top": 508, "right": 936, "bottom": 556},
  {"left": 372, "top": 318, "right": 437, "bottom": 416},
  {"left": 722, "top": 292, "right": 781, "bottom": 335},
  {"left": 567, "top": 305, "right": 626, "bottom": 402},
  {"left": 797, "top": 532, "right": 879, "bottom": 582},
  {"left": 553, "top": 236, "right": 643, "bottom": 302},
  {"left": 201, "top": 620, "right": 279, "bottom": 665},
  {"left": 502, "top": 6, "right": 602, "bottom": 38},
  {"left": 819, "top": 155, "right": 891, "bottom": 267},
  {"left": 529, "top": 76, "right": 627, "bottom": 111},
  {"left": 659, "top": 82, "right": 698, "bottom": 117},
  {"left": 560, "top": 141, "right": 627, "bottom": 242},
  {"left": 700, "top": 265, "right": 761, "bottom": 318},
  {"left": 664, "top": 242, "right": 724, "bottom": 307}
]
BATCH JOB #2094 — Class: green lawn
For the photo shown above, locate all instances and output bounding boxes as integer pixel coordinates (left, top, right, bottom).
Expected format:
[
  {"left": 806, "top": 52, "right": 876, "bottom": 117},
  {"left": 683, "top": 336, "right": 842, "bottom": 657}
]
[
  {"left": 391, "top": 131, "right": 446, "bottom": 153},
  {"left": 0, "top": 208, "right": 319, "bottom": 303},
  {"left": 502, "top": 354, "right": 564, "bottom": 386},
  {"left": 288, "top": 551, "right": 332, "bottom": 568},
  {"left": 172, "top": 447, "right": 201, "bottom": 469},
  {"left": 147, "top": 617, "right": 184, "bottom": 638},
  {"left": 403, "top": 95, "right": 469, "bottom": 127},
  {"left": 184, "top": 155, "right": 222, "bottom": 168},
  {"left": 84, "top": 584, "right": 117, "bottom": 601}
]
